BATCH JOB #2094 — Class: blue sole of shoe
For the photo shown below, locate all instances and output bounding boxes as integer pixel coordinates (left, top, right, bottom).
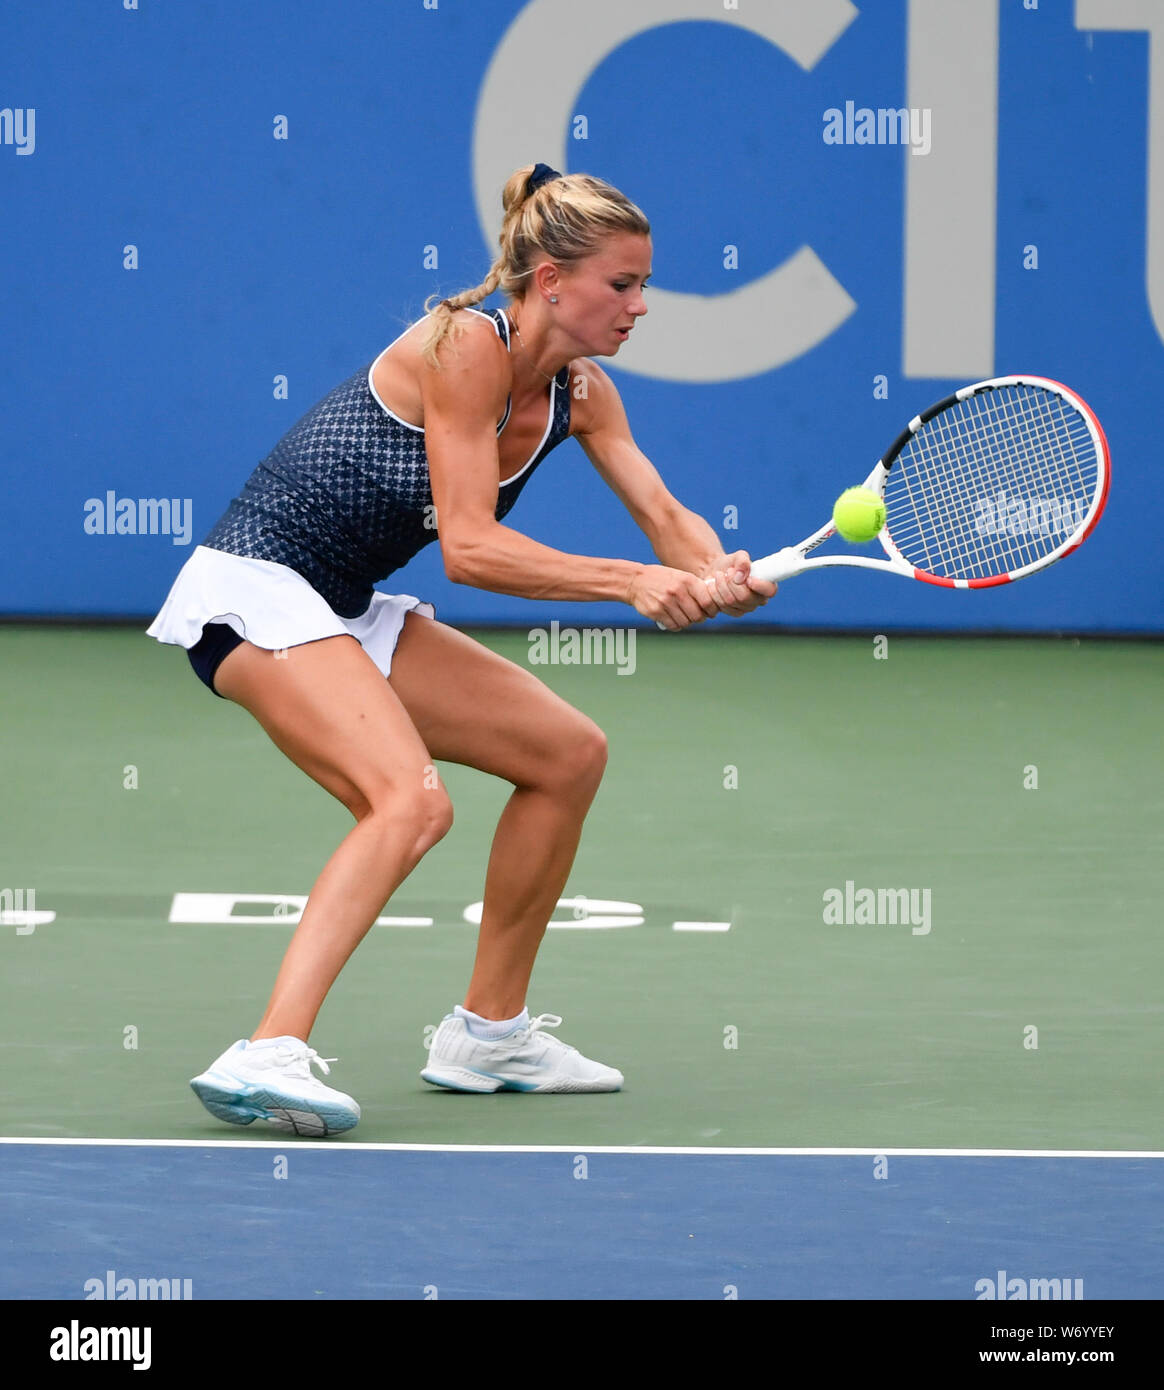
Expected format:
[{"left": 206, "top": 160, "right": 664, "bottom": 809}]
[
  {"left": 420, "top": 1067, "right": 535, "bottom": 1093},
  {"left": 190, "top": 1078, "right": 359, "bottom": 1136},
  {"left": 420, "top": 1066, "right": 620, "bottom": 1094}
]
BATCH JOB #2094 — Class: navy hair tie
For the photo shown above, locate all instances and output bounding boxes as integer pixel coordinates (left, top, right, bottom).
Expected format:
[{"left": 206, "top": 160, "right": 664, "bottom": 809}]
[{"left": 526, "top": 162, "right": 561, "bottom": 196}]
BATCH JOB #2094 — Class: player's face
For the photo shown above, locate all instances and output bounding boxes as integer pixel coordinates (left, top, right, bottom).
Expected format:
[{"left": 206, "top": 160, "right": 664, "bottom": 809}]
[{"left": 560, "top": 233, "right": 652, "bottom": 354}]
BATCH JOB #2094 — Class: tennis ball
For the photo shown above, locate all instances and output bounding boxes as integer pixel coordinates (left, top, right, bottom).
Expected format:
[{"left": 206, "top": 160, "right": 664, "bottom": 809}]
[{"left": 833, "top": 487, "right": 886, "bottom": 543}]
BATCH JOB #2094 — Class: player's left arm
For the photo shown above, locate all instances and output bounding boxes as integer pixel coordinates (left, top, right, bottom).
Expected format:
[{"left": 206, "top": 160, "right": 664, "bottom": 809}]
[{"left": 571, "top": 358, "right": 775, "bottom": 615}]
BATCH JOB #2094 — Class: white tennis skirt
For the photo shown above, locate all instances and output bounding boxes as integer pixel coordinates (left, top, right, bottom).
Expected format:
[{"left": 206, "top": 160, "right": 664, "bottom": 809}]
[{"left": 146, "top": 545, "right": 435, "bottom": 679}]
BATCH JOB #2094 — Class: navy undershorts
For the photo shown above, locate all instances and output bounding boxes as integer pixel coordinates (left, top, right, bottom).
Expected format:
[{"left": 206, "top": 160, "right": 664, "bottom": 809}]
[{"left": 187, "top": 622, "right": 245, "bottom": 698}]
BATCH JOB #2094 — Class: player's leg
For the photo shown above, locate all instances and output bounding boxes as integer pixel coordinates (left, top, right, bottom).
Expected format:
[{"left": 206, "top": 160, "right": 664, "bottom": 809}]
[
  {"left": 386, "top": 613, "right": 610, "bottom": 1000},
  {"left": 212, "top": 633, "right": 454, "bottom": 1042},
  {"left": 386, "top": 614, "right": 621, "bottom": 1092}
]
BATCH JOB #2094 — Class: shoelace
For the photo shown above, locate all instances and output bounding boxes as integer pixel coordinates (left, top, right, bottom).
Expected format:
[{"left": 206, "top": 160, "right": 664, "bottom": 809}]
[
  {"left": 273, "top": 1044, "right": 337, "bottom": 1079},
  {"left": 525, "top": 1014, "right": 577, "bottom": 1054}
]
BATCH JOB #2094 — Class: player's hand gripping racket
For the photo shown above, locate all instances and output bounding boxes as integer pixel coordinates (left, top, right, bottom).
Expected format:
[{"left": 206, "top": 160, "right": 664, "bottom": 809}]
[{"left": 748, "top": 375, "right": 1109, "bottom": 589}]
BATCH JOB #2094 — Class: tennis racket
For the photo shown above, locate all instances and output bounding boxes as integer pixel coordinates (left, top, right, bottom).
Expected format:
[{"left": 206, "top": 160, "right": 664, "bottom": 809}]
[{"left": 746, "top": 375, "right": 1109, "bottom": 589}]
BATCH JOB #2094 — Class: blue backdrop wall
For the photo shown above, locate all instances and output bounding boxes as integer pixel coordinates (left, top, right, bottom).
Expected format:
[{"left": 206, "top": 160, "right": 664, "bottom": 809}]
[{"left": 2, "top": 0, "right": 1160, "bottom": 632}]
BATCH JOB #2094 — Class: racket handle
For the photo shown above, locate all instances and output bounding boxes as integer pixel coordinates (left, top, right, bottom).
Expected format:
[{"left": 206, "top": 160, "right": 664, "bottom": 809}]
[
  {"left": 654, "top": 572, "right": 721, "bottom": 630},
  {"left": 750, "top": 547, "right": 805, "bottom": 584},
  {"left": 654, "top": 557, "right": 796, "bottom": 629}
]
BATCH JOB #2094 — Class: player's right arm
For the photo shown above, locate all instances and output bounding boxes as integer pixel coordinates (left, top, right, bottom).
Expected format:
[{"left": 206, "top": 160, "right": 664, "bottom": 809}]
[{"left": 419, "top": 318, "right": 718, "bottom": 629}]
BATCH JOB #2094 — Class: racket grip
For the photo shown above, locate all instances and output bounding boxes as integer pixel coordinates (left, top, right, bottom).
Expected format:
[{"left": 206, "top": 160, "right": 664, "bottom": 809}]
[
  {"left": 655, "top": 573, "right": 719, "bottom": 630},
  {"left": 654, "top": 559, "right": 792, "bottom": 629},
  {"left": 750, "top": 547, "right": 805, "bottom": 584}
]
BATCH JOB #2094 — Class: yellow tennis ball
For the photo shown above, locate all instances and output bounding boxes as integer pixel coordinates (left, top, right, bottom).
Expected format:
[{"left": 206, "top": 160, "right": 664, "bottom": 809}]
[{"left": 833, "top": 487, "right": 886, "bottom": 543}]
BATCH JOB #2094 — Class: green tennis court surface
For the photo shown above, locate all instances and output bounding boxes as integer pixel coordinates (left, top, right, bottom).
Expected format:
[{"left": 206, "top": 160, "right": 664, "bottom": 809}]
[{"left": 1, "top": 624, "right": 1160, "bottom": 1149}]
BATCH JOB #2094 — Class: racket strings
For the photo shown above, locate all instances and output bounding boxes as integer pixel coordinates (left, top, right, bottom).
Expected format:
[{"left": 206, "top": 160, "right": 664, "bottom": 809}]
[{"left": 883, "top": 385, "right": 1099, "bottom": 579}]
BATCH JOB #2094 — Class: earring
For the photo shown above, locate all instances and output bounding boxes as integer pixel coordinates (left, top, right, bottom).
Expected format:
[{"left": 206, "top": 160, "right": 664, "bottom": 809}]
[{"left": 550, "top": 296, "right": 558, "bottom": 304}]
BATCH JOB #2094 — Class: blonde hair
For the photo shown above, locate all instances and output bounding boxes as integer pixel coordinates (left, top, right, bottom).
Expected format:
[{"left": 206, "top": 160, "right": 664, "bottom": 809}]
[{"left": 419, "top": 165, "right": 650, "bottom": 369}]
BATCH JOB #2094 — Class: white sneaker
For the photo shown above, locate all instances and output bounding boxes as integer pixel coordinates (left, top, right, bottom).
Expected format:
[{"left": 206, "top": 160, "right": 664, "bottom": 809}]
[
  {"left": 190, "top": 1038, "right": 361, "bottom": 1136},
  {"left": 420, "top": 1013, "right": 624, "bottom": 1093}
]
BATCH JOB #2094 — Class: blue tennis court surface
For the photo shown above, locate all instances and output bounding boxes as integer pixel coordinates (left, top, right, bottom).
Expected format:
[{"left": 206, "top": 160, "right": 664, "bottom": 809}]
[{"left": 3, "top": 1143, "right": 1161, "bottom": 1300}]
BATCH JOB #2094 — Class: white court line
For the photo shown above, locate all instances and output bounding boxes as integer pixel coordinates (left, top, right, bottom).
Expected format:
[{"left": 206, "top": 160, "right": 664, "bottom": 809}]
[{"left": 0, "top": 1137, "right": 1161, "bottom": 1158}]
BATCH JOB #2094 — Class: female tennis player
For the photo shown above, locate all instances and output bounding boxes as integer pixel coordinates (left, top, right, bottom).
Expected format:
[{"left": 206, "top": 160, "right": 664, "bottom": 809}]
[{"left": 147, "top": 163, "right": 776, "bottom": 1135}]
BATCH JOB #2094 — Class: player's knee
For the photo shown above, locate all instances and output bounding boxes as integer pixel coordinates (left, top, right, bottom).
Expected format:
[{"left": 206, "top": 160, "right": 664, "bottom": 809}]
[
  {"left": 419, "top": 789, "right": 455, "bottom": 849},
  {"left": 397, "top": 791, "right": 453, "bottom": 858},
  {"left": 555, "top": 717, "right": 608, "bottom": 796},
  {"left": 362, "top": 780, "right": 453, "bottom": 856}
]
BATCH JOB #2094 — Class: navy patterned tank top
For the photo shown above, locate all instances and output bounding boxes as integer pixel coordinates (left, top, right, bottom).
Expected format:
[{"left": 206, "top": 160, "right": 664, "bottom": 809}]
[{"left": 201, "top": 306, "right": 572, "bottom": 617}]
